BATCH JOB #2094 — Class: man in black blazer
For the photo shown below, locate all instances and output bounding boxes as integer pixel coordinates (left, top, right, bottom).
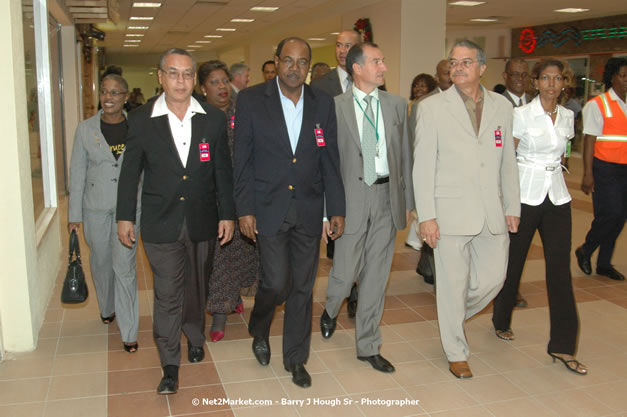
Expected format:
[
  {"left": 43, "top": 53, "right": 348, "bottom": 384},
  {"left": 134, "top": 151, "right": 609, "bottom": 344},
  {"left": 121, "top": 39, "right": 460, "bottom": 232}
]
[
  {"left": 117, "top": 48, "right": 235, "bottom": 395},
  {"left": 234, "top": 37, "right": 345, "bottom": 388}
]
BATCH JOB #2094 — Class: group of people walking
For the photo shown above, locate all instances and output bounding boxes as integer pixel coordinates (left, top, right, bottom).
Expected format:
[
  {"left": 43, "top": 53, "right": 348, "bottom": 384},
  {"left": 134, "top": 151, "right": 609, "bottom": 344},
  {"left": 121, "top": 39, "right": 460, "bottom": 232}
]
[{"left": 68, "top": 29, "right": 627, "bottom": 393}]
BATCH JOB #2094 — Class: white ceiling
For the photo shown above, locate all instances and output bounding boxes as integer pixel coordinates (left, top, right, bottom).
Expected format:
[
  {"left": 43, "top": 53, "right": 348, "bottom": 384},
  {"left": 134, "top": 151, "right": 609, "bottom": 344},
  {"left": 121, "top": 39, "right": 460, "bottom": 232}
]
[{"left": 95, "top": 0, "right": 627, "bottom": 55}]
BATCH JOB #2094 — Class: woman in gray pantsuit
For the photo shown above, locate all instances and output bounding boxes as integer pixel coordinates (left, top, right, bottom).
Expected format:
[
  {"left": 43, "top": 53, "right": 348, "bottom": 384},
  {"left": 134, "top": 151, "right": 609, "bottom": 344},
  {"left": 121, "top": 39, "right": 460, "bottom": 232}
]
[{"left": 68, "top": 74, "right": 140, "bottom": 352}]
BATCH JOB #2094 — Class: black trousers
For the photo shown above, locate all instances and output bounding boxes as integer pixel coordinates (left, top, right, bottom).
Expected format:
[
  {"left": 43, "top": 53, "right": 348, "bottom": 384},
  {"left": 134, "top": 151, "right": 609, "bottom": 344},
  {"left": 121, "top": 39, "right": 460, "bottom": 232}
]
[
  {"left": 581, "top": 158, "right": 627, "bottom": 269},
  {"left": 249, "top": 200, "right": 321, "bottom": 368},
  {"left": 492, "top": 197, "right": 579, "bottom": 355},
  {"left": 144, "top": 221, "right": 215, "bottom": 367}
]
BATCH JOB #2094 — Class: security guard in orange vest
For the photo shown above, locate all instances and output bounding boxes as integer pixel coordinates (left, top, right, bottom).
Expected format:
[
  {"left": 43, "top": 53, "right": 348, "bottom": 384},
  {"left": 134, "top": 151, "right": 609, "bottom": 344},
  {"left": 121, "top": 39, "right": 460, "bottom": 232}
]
[{"left": 575, "top": 57, "right": 627, "bottom": 281}]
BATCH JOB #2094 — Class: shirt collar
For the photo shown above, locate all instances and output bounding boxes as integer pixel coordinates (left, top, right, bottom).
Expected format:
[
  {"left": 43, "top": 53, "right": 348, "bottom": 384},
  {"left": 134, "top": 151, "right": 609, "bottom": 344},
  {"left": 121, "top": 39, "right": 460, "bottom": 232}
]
[
  {"left": 337, "top": 66, "right": 349, "bottom": 84},
  {"left": 276, "top": 76, "right": 304, "bottom": 106},
  {"left": 151, "top": 93, "right": 206, "bottom": 118},
  {"left": 529, "top": 95, "right": 545, "bottom": 117},
  {"left": 608, "top": 88, "right": 626, "bottom": 105},
  {"left": 506, "top": 89, "right": 524, "bottom": 105},
  {"left": 352, "top": 84, "right": 380, "bottom": 103},
  {"left": 454, "top": 85, "right": 484, "bottom": 104}
]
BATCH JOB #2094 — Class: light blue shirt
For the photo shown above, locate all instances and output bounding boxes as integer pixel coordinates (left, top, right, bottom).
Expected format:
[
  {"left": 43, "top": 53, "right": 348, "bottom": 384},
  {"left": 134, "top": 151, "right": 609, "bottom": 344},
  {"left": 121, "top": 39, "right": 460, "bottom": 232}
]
[{"left": 277, "top": 77, "right": 304, "bottom": 154}]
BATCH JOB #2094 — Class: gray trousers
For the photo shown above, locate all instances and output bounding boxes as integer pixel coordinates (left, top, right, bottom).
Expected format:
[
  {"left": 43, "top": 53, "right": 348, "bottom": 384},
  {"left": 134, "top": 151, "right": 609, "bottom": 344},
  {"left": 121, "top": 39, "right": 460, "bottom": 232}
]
[
  {"left": 325, "top": 182, "right": 397, "bottom": 357},
  {"left": 434, "top": 221, "right": 509, "bottom": 361},
  {"left": 83, "top": 209, "right": 139, "bottom": 343}
]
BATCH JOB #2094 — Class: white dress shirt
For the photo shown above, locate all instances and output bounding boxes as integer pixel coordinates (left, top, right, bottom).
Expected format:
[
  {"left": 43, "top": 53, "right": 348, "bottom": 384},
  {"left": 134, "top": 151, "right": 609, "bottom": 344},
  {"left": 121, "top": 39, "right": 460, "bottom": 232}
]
[
  {"left": 506, "top": 90, "right": 527, "bottom": 107},
  {"left": 277, "top": 77, "right": 304, "bottom": 154},
  {"left": 582, "top": 88, "right": 627, "bottom": 136},
  {"left": 352, "top": 85, "right": 389, "bottom": 176},
  {"left": 337, "top": 66, "right": 351, "bottom": 93},
  {"left": 514, "top": 96, "right": 574, "bottom": 206},
  {"left": 151, "top": 93, "right": 206, "bottom": 168}
]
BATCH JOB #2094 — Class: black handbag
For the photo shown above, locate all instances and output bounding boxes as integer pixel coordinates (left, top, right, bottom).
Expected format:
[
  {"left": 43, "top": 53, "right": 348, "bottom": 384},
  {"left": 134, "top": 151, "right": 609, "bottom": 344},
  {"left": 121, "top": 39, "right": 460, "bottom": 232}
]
[{"left": 61, "top": 230, "right": 89, "bottom": 304}]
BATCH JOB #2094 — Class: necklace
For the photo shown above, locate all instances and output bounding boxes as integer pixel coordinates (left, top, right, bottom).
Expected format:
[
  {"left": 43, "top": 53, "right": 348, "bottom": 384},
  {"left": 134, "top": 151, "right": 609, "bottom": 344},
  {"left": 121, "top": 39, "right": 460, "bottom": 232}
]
[{"left": 545, "top": 105, "right": 558, "bottom": 116}]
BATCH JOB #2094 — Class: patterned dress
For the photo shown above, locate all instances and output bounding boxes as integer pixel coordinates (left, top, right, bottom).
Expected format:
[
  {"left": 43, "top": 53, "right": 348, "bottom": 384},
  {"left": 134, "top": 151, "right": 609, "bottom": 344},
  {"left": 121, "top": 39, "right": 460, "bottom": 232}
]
[{"left": 207, "top": 97, "right": 259, "bottom": 313}]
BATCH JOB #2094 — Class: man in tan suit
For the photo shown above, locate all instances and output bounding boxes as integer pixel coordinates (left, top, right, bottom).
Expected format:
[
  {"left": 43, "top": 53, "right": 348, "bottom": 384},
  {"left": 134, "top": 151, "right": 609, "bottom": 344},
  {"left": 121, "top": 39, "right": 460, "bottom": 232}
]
[
  {"left": 320, "top": 42, "right": 414, "bottom": 373},
  {"left": 413, "top": 40, "right": 520, "bottom": 379}
]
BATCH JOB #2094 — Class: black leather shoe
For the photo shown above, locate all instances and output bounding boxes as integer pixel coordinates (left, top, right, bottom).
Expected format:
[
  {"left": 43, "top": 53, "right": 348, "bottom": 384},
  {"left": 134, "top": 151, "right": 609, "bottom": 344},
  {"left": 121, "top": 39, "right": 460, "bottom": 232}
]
[
  {"left": 597, "top": 266, "right": 625, "bottom": 281},
  {"left": 188, "top": 345, "right": 204, "bottom": 363},
  {"left": 285, "top": 363, "right": 311, "bottom": 388},
  {"left": 347, "top": 284, "right": 358, "bottom": 318},
  {"left": 320, "top": 310, "right": 337, "bottom": 339},
  {"left": 357, "top": 354, "right": 395, "bottom": 373},
  {"left": 252, "top": 337, "right": 270, "bottom": 365},
  {"left": 157, "top": 375, "right": 178, "bottom": 395},
  {"left": 575, "top": 246, "right": 592, "bottom": 275}
]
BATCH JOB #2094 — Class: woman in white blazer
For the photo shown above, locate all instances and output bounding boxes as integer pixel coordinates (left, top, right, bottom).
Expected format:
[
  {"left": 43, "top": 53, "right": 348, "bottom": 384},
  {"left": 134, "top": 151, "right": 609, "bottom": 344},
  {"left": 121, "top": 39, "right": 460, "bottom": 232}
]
[
  {"left": 68, "top": 74, "right": 140, "bottom": 353},
  {"left": 492, "top": 58, "right": 587, "bottom": 375}
]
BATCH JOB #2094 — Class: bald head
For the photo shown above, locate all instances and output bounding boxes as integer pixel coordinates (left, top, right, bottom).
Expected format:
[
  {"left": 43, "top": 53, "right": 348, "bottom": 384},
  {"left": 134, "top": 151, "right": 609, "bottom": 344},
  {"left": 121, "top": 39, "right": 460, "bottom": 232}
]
[
  {"left": 435, "top": 59, "right": 452, "bottom": 91},
  {"left": 335, "top": 30, "right": 361, "bottom": 70}
]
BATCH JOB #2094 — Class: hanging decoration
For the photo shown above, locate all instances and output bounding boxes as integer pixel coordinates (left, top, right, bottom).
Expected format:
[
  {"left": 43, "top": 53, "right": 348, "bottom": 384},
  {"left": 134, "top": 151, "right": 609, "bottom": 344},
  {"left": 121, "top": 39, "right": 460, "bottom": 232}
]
[{"left": 354, "top": 18, "right": 373, "bottom": 42}]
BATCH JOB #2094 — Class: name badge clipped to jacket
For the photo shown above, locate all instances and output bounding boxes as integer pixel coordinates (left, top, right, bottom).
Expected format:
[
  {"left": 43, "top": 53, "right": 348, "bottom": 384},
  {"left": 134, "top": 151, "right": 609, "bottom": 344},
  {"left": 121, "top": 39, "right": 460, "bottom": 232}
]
[
  {"left": 199, "top": 141, "right": 210, "bottom": 162},
  {"left": 314, "top": 123, "right": 326, "bottom": 147},
  {"left": 494, "top": 128, "right": 503, "bottom": 148}
]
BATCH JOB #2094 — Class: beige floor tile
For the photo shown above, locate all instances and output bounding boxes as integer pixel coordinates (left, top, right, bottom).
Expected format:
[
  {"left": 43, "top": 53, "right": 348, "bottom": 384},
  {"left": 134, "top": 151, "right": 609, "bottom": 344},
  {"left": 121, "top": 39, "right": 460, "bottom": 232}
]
[
  {"left": 584, "top": 381, "right": 627, "bottom": 412},
  {"left": 47, "top": 372, "right": 107, "bottom": 400},
  {"left": 43, "top": 396, "right": 106, "bottom": 417},
  {"left": 269, "top": 351, "right": 328, "bottom": 376},
  {"left": 279, "top": 372, "right": 346, "bottom": 400},
  {"left": 380, "top": 342, "right": 425, "bottom": 364},
  {"left": 429, "top": 356, "right": 498, "bottom": 379},
  {"left": 0, "top": 402, "right": 45, "bottom": 417},
  {"left": 107, "top": 347, "right": 162, "bottom": 371},
  {"left": 108, "top": 367, "right": 163, "bottom": 394},
  {"left": 39, "top": 322, "right": 61, "bottom": 338},
  {"left": 168, "top": 385, "right": 231, "bottom": 415},
  {"left": 456, "top": 374, "right": 527, "bottom": 404},
  {"left": 404, "top": 381, "right": 478, "bottom": 413},
  {"left": 391, "top": 360, "right": 450, "bottom": 387},
  {"left": 223, "top": 379, "right": 287, "bottom": 408},
  {"left": 565, "top": 355, "right": 627, "bottom": 387},
  {"left": 44, "top": 308, "right": 64, "bottom": 323},
  {"left": 10, "top": 338, "right": 57, "bottom": 359},
  {"left": 465, "top": 330, "right": 518, "bottom": 354},
  {"left": 107, "top": 391, "right": 170, "bottom": 417},
  {"left": 233, "top": 404, "right": 299, "bottom": 417},
  {"left": 475, "top": 348, "right": 543, "bottom": 372},
  {"left": 60, "top": 301, "right": 101, "bottom": 320},
  {"left": 0, "top": 378, "right": 49, "bottom": 405},
  {"left": 501, "top": 366, "right": 578, "bottom": 395},
  {"left": 506, "top": 325, "right": 550, "bottom": 347},
  {"left": 388, "top": 321, "right": 440, "bottom": 341},
  {"left": 334, "top": 367, "right": 399, "bottom": 394},
  {"left": 208, "top": 338, "right": 259, "bottom": 362},
  {"left": 215, "top": 358, "right": 276, "bottom": 383},
  {"left": 316, "top": 348, "right": 369, "bottom": 371},
  {"left": 411, "top": 337, "right": 446, "bottom": 360},
  {"left": 486, "top": 397, "right": 560, "bottom": 417},
  {"left": 0, "top": 357, "right": 54, "bottom": 380},
  {"left": 297, "top": 397, "right": 365, "bottom": 417},
  {"left": 56, "top": 334, "right": 107, "bottom": 355},
  {"left": 356, "top": 388, "right": 426, "bottom": 416},
  {"left": 311, "top": 329, "right": 356, "bottom": 352},
  {"left": 429, "top": 406, "right": 494, "bottom": 417},
  {"left": 59, "top": 319, "right": 109, "bottom": 337},
  {"left": 536, "top": 388, "right": 614, "bottom": 417}
]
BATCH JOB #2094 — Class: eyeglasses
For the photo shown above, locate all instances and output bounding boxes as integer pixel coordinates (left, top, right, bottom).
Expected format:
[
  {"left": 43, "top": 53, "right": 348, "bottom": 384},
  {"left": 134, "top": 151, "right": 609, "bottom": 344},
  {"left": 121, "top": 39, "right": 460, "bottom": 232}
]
[
  {"left": 449, "top": 59, "right": 477, "bottom": 69},
  {"left": 506, "top": 72, "right": 529, "bottom": 80},
  {"left": 207, "top": 78, "right": 230, "bottom": 86},
  {"left": 279, "top": 56, "right": 310, "bottom": 69},
  {"left": 162, "top": 70, "right": 195, "bottom": 80},
  {"left": 99, "top": 89, "right": 127, "bottom": 97}
]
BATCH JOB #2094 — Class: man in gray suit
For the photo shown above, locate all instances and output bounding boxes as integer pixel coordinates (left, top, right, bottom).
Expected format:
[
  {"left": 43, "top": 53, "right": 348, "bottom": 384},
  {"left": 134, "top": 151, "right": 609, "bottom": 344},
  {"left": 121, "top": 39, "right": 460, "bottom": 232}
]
[
  {"left": 320, "top": 42, "right": 414, "bottom": 373},
  {"left": 501, "top": 58, "right": 531, "bottom": 108},
  {"left": 414, "top": 40, "right": 520, "bottom": 379}
]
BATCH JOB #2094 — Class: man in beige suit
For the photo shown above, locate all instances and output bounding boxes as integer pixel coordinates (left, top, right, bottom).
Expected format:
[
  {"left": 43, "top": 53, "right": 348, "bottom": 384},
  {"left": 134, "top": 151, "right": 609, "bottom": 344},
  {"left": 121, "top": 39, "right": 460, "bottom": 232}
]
[
  {"left": 320, "top": 42, "right": 414, "bottom": 373},
  {"left": 414, "top": 40, "right": 520, "bottom": 379}
]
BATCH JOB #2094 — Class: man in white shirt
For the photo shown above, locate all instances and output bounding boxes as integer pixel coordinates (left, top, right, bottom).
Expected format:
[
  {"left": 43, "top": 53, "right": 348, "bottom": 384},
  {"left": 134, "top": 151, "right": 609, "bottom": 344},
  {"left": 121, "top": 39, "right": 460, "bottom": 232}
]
[
  {"left": 502, "top": 58, "right": 531, "bottom": 108},
  {"left": 320, "top": 42, "right": 414, "bottom": 373}
]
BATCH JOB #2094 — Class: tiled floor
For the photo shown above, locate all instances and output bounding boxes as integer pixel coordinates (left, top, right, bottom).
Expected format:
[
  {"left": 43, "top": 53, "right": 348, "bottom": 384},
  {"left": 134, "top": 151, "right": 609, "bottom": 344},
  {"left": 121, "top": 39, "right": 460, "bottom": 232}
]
[{"left": 2, "top": 156, "right": 627, "bottom": 417}]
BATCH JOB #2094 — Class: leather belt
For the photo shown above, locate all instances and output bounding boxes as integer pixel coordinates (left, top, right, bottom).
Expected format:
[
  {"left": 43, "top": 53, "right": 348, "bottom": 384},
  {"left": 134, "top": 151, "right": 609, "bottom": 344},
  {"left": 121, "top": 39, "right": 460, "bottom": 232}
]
[{"left": 373, "top": 176, "right": 390, "bottom": 185}]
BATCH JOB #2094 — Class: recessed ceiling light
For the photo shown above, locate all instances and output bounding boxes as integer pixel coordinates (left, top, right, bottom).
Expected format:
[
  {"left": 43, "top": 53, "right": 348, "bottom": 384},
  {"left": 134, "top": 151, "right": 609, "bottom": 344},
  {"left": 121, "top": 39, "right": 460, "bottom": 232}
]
[
  {"left": 124, "top": 39, "right": 142, "bottom": 42},
  {"left": 148, "top": 72, "right": 154, "bottom": 75},
  {"left": 187, "top": 45, "right": 201, "bottom": 48},
  {"left": 231, "top": 18, "right": 255, "bottom": 23},
  {"left": 470, "top": 17, "right": 498, "bottom": 22},
  {"left": 132, "top": 2, "right": 161, "bottom": 7},
  {"left": 554, "top": 8, "right": 589, "bottom": 13},
  {"left": 125, "top": 33, "right": 144, "bottom": 37},
  {"left": 123, "top": 44, "right": 139, "bottom": 47},
  {"left": 195, "top": 40, "right": 211, "bottom": 43},
  {"left": 250, "top": 6, "right": 279, "bottom": 12},
  {"left": 308, "top": 37, "right": 325, "bottom": 41},
  {"left": 204, "top": 35, "right": 223, "bottom": 38},
  {"left": 216, "top": 28, "right": 236, "bottom": 31},
  {"left": 186, "top": 50, "right": 194, "bottom": 52},
  {"left": 130, "top": 16, "right": 154, "bottom": 20},
  {"left": 450, "top": 1, "right": 486, "bottom": 6},
  {"left": 330, "top": 32, "right": 340, "bottom": 35},
  {"left": 128, "top": 26, "right": 149, "bottom": 29}
]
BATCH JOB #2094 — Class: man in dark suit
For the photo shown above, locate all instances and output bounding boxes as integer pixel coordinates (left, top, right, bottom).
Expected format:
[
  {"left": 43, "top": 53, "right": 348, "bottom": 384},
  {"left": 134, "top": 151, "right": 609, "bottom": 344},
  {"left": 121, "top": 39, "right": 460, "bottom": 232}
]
[
  {"left": 234, "top": 37, "right": 345, "bottom": 388},
  {"left": 117, "top": 48, "right": 235, "bottom": 395},
  {"left": 312, "top": 29, "right": 361, "bottom": 316}
]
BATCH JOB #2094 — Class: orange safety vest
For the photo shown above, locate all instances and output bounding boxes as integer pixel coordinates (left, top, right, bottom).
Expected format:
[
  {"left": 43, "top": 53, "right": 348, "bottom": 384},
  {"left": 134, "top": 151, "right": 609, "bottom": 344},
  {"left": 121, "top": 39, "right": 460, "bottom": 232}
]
[{"left": 592, "top": 91, "right": 627, "bottom": 164}]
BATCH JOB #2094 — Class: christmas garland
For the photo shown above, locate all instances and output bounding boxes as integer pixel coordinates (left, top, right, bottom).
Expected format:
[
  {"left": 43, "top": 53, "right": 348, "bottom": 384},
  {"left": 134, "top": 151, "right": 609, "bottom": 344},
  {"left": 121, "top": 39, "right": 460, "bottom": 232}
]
[{"left": 354, "top": 18, "right": 373, "bottom": 42}]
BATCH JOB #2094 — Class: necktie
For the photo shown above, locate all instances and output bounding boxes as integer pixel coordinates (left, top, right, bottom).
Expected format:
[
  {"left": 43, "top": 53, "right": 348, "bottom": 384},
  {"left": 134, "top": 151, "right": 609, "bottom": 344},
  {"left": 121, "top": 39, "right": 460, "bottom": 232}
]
[{"left": 362, "top": 95, "right": 377, "bottom": 186}]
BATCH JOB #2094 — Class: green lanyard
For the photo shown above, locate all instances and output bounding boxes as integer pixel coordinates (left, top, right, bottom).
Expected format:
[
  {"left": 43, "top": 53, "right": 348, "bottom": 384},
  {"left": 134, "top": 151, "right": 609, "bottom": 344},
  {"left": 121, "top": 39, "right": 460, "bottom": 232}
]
[{"left": 354, "top": 94, "right": 380, "bottom": 142}]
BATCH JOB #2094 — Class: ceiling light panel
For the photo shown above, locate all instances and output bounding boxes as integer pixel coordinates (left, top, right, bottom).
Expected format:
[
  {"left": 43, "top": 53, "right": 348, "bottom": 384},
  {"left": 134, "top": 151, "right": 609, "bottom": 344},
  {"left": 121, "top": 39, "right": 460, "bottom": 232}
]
[
  {"left": 124, "top": 39, "right": 142, "bottom": 42},
  {"left": 231, "top": 18, "right": 255, "bottom": 23},
  {"left": 554, "top": 8, "right": 590, "bottom": 13},
  {"left": 124, "top": 44, "right": 139, "bottom": 47},
  {"left": 308, "top": 37, "right": 325, "bottom": 41},
  {"left": 204, "top": 35, "right": 223, "bottom": 38},
  {"left": 195, "top": 40, "right": 211, "bottom": 43},
  {"left": 250, "top": 7, "right": 279, "bottom": 12},
  {"left": 132, "top": 2, "right": 161, "bottom": 7},
  {"left": 449, "top": 1, "right": 486, "bottom": 5},
  {"left": 130, "top": 16, "right": 154, "bottom": 20},
  {"left": 125, "top": 33, "right": 144, "bottom": 36},
  {"left": 128, "top": 26, "right": 149, "bottom": 29},
  {"left": 216, "top": 28, "right": 236, "bottom": 31},
  {"left": 187, "top": 45, "right": 201, "bottom": 48},
  {"left": 470, "top": 17, "right": 498, "bottom": 21}
]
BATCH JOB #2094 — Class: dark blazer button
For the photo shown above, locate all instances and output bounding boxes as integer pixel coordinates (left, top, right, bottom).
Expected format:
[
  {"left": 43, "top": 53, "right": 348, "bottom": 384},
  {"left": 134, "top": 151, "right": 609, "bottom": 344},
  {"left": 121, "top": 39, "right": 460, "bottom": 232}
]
[
  {"left": 113, "top": 164, "right": 118, "bottom": 167},
  {"left": 359, "top": 153, "right": 362, "bottom": 158},
  {"left": 112, "top": 178, "right": 117, "bottom": 182},
  {"left": 358, "top": 177, "right": 363, "bottom": 181}
]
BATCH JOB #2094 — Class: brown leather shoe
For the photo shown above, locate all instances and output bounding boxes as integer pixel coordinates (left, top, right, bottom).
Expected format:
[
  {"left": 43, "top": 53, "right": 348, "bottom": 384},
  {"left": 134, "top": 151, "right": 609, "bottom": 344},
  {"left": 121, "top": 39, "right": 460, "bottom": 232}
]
[{"left": 449, "top": 361, "right": 473, "bottom": 379}]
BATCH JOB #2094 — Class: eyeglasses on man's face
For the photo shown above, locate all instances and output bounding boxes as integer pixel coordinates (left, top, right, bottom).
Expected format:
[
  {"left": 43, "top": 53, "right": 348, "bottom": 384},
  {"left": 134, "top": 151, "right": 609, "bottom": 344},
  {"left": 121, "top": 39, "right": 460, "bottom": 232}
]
[
  {"left": 506, "top": 72, "right": 529, "bottom": 80},
  {"left": 279, "top": 56, "right": 310, "bottom": 69},
  {"left": 449, "top": 59, "right": 478, "bottom": 69},
  {"left": 162, "top": 69, "right": 195, "bottom": 81}
]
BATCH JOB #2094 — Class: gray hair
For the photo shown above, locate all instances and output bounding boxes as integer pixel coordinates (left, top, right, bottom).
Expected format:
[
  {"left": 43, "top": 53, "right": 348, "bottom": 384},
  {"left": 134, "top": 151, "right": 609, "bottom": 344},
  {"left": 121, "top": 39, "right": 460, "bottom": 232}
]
[
  {"left": 159, "top": 48, "right": 197, "bottom": 72},
  {"left": 449, "top": 39, "right": 486, "bottom": 66},
  {"left": 101, "top": 73, "right": 129, "bottom": 92},
  {"left": 229, "top": 62, "right": 250, "bottom": 75}
]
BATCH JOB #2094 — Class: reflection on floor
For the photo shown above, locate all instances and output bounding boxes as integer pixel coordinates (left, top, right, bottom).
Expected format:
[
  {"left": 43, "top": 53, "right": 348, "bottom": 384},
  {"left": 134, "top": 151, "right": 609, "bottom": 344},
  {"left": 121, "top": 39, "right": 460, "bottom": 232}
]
[{"left": 1, "top": 156, "right": 626, "bottom": 417}]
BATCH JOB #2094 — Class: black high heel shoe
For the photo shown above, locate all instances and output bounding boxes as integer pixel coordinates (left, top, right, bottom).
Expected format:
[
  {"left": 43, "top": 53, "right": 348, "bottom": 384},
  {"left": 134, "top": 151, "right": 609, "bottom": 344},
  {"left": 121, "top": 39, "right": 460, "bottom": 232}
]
[
  {"left": 547, "top": 351, "right": 587, "bottom": 375},
  {"left": 123, "top": 342, "right": 138, "bottom": 353},
  {"left": 100, "top": 313, "right": 115, "bottom": 324}
]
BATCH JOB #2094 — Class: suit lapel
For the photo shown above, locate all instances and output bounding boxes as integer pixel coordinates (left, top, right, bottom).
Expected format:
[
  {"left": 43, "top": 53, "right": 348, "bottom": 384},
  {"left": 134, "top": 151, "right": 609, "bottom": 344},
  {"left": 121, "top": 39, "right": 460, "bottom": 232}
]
[
  {"left": 89, "top": 115, "right": 117, "bottom": 163},
  {"left": 444, "top": 87, "right": 476, "bottom": 137},
  {"left": 152, "top": 114, "right": 185, "bottom": 169},
  {"left": 479, "top": 88, "right": 498, "bottom": 138},
  {"left": 338, "top": 91, "right": 362, "bottom": 150},
  {"left": 379, "top": 91, "right": 395, "bottom": 153},
  {"left": 265, "top": 81, "right": 294, "bottom": 155}
]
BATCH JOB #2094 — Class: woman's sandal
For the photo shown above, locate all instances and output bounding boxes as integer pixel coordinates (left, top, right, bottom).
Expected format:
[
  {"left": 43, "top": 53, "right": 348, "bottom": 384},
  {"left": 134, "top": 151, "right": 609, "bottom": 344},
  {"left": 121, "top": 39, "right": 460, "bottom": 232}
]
[
  {"left": 123, "top": 342, "right": 138, "bottom": 353},
  {"left": 547, "top": 351, "right": 587, "bottom": 375},
  {"left": 495, "top": 329, "right": 515, "bottom": 341},
  {"left": 101, "top": 313, "right": 116, "bottom": 324}
]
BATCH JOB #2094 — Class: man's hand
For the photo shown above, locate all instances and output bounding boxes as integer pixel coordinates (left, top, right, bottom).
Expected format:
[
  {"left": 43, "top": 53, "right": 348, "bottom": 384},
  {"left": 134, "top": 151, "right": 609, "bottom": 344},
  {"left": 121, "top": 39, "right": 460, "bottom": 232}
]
[
  {"left": 328, "top": 216, "right": 345, "bottom": 240},
  {"left": 506, "top": 216, "right": 520, "bottom": 233},
  {"left": 218, "top": 220, "right": 235, "bottom": 245},
  {"left": 117, "top": 220, "right": 136, "bottom": 248},
  {"left": 68, "top": 222, "right": 81, "bottom": 234},
  {"left": 239, "top": 215, "right": 257, "bottom": 242},
  {"left": 322, "top": 221, "right": 331, "bottom": 243},
  {"left": 581, "top": 174, "right": 594, "bottom": 195},
  {"left": 419, "top": 219, "right": 440, "bottom": 249}
]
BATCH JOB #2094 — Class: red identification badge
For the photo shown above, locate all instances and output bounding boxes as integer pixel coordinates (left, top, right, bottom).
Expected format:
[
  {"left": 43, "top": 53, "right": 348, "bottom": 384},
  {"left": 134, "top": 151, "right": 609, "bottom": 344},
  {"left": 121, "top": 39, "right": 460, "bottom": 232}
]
[
  {"left": 199, "top": 142, "right": 210, "bottom": 161},
  {"left": 230, "top": 115, "right": 235, "bottom": 130},
  {"left": 494, "top": 130, "right": 503, "bottom": 147},
  {"left": 314, "top": 124, "right": 326, "bottom": 147}
]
